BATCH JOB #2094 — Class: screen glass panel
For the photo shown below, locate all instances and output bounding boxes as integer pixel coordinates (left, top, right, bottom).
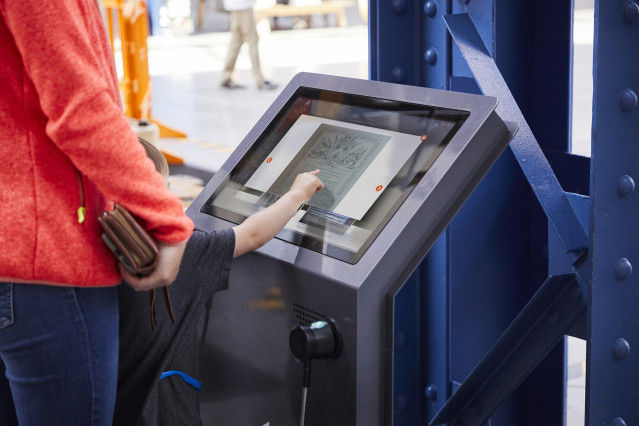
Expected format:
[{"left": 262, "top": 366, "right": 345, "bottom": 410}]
[{"left": 201, "top": 87, "right": 469, "bottom": 263}]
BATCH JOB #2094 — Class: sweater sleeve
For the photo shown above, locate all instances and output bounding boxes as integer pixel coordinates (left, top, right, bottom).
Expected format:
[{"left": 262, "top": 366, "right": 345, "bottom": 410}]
[{"left": 0, "top": 0, "right": 193, "bottom": 244}]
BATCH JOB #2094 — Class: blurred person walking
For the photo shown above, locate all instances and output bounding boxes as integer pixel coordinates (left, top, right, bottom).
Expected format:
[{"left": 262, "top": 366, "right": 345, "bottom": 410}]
[{"left": 220, "top": 0, "right": 278, "bottom": 90}]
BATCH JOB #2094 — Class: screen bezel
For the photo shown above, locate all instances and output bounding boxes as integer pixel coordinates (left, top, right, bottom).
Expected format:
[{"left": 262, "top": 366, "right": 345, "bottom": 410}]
[{"left": 200, "top": 86, "right": 469, "bottom": 264}]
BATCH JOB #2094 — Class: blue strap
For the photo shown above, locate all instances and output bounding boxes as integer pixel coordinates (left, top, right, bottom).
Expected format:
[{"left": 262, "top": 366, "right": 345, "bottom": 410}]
[{"left": 159, "top": 370, "right": 202, "bottom": 392}]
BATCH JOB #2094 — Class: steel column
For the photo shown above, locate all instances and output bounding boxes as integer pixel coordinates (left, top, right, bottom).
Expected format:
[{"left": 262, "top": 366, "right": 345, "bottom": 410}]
[
  {"left": 587, "top": 1, "right": 639, "bottom": 424},
  {"left": 370, "top": 0, "right": 450, "bottom": 86},
  {"left": 368, "top": 1, "right": 599, "bottom": 424}
]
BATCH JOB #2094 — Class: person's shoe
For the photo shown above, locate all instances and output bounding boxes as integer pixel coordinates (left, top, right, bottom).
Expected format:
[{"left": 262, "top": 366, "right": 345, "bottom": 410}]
[
  {"left": 221, "top": 80, "right": 246, "bottom": 89},
  {"left": 258, "top": 81, "right": 279, "bottom": 90}
]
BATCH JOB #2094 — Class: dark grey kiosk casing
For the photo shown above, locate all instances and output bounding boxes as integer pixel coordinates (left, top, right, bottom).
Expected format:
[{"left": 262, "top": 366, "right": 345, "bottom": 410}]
[{"left": 188, "top": 72, "right": 516, "bottom": 426}]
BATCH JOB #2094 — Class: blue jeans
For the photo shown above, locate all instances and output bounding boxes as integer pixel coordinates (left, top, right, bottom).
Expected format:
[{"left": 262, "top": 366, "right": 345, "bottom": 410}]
[{"left": 0, "top": 283, "right": 119, "bottom": 426}]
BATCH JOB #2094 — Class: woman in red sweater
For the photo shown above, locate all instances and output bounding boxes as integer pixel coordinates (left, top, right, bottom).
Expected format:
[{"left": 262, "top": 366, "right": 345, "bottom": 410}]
[{"left": 0, "top": 1, "right": 193, "bottom": 424}]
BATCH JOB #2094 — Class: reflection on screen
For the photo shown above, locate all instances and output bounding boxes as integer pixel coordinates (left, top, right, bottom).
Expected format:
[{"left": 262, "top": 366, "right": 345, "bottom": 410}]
[{"left": 201, "top": 87, "right": 468, "bottom": 263}]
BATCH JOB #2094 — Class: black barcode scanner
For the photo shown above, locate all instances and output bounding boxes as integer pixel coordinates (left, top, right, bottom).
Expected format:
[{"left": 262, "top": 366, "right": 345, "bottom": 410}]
[
  {"left": 289, "top": 318, "right": 342, "bottom": 426},
  {"left": 289, "top": 318, "right": 342, "bottom": 362}
]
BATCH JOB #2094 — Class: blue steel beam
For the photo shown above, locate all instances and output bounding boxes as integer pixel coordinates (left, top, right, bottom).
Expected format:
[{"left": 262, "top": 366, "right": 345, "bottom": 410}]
[
  {"left": 421, "top": 0, "right": 451, "bottom": 90},
  {"left": 369, "top": 0, "right": 449, "bottom": 88},
  {"left": 429, "top": 273, "right": 586, "bottom": 426},
  {"left": 443, "top": 13, "right": 589, "bottom": 255},
  {"left": 587, "top": 1, "right": 639, "bottom": 424},
  {"left": 368, "top": 0, "right": 421, "bottom": 85}
]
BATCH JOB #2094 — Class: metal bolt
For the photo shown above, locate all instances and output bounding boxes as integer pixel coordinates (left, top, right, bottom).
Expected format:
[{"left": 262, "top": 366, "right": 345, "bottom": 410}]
[
  {"left": 613, "top": 338, "right": 630, "bottom": 360},
  {"left": 611, "top": 417, "right": 627, "bottom": 426},
  {"left": 620, "top": 89, "right": 638, "bottom": 111},
  {"left": 424, "top": 0, "right": 437, "bottom": 17},
  {"left": 617, "top": 175, "right": 635, "bottom": 197},
  {"left": 424, "top": 47, "right": 438, "bottom": 65},
  {"left": 623, "top": 1, "right": 639, "bottom": 22},
  {"left": 391, "top": 0, "right": 406, "bottom": 14},
  {"left": 614, "top": 258, "right": 632, "bottom": 281},
  {"left": 391, "top": 67, "right": 406, "bottom": 83},
  {"left": 424, "top": 384, "right": 438, "bottom": 401}
]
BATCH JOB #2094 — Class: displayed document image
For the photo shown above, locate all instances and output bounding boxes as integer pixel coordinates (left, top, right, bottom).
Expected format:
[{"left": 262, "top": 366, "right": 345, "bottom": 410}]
[
  {"left": 268, "top": 124, "right": 391, "bottom": 212},
  {"left": 245, "top": 115, "right": 425, "bottom": 220}
]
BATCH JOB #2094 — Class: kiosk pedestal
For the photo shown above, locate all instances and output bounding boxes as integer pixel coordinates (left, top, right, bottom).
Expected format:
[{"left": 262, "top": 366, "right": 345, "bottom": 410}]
[{"left": 187, "top": 73, "right": 516, "bottom": 425}]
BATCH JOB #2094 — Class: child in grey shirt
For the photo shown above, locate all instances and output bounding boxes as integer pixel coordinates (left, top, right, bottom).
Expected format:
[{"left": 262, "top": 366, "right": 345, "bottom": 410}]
[{"left": 114, "top": 139, "right": 323, "bottom": 425}]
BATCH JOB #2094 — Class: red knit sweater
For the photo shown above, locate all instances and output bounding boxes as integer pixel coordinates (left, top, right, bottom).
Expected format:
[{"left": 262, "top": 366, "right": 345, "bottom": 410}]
[{"left": 0, "top": 1, "right": 194, "bottom": 287}]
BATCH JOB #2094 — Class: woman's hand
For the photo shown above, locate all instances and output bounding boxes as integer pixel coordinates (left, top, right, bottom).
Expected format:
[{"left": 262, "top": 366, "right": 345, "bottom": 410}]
[{"left": 120, "top": 241, "right": 187, "bottom": 291}]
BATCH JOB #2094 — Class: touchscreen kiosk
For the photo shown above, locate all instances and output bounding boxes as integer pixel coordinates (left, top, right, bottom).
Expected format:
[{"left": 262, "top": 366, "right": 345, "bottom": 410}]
[
  {"left": 201, "top": 87, "right": 469, "bottom": 263},
  {"left": 188, "top": 73, "right": 515, "bottom": 426}
]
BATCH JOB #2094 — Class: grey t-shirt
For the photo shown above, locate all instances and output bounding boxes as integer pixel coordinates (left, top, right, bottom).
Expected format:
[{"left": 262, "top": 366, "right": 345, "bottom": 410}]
[{"left": 115, "top": 228, "right": 235, "bottom": 426}]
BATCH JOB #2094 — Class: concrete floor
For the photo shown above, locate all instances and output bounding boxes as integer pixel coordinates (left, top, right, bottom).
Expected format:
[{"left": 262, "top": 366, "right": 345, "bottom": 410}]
[
  {"left": 147, "top": 25, "right": 368, "bottom": 173},
  {"left": 138, "top": 6, "right": 592, "bottom": 423}
]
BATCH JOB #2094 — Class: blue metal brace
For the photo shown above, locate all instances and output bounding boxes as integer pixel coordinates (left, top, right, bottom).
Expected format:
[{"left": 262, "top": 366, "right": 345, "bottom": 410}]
[
  {"left": 429, "top": 273, "right": 586, "bottom": 426},
  {"left": 443, "top": 13, "right": 588, "bottom": 255}
]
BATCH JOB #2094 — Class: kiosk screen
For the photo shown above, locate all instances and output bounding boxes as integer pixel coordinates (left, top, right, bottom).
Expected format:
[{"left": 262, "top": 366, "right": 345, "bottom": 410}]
[{"left": 201, "top": 87, "right": 468, "bottom": 263}]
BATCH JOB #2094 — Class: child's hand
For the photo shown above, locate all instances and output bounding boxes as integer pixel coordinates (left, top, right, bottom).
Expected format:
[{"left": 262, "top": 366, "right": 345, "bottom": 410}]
[
  {"left": 232, "top": 170, "right": 323, "bottom": 258},
  {"left": 290, "top": 169, "right": 324, "bottom": 203}
]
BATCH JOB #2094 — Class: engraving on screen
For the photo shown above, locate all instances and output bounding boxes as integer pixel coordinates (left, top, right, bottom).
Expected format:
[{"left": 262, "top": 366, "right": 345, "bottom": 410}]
[
  {"left": 244, "top": 115, "right": 424, "bottom": 221},
  {"left": 268, "top": 124, "right": 391, "bottom": 211}
]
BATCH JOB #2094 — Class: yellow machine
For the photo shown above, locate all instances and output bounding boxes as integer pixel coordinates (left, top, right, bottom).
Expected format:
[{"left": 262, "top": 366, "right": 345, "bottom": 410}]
[{"left": 101, "top": 0, "right": 186, "bottom": 163}]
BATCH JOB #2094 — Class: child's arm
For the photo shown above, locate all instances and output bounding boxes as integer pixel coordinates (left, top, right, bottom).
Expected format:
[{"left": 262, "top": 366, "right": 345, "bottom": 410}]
[{"left": 232, "top": 170, "right": 324, "bottom": 258}]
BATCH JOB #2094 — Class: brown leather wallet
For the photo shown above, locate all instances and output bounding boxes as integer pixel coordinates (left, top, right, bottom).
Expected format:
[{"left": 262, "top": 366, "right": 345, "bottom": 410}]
[{"left": 99, "top": 204, "right": 176, "bottom": 330}]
